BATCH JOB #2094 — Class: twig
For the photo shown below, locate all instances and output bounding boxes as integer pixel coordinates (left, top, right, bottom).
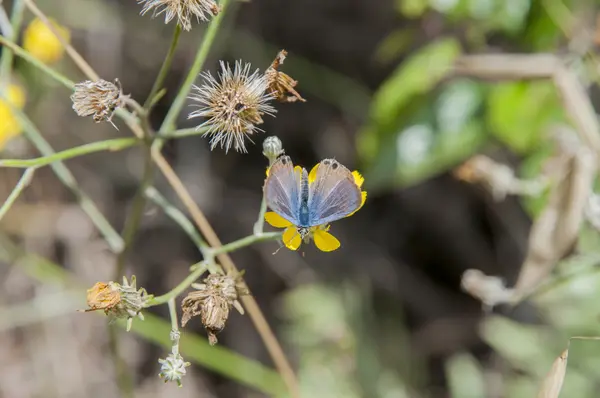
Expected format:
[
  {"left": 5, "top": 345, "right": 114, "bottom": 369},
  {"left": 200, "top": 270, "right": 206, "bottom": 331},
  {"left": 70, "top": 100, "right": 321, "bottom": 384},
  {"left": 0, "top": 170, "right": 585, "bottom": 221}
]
[
  {"left": 0, "top": 168, "right": 34, "bottom": 222},
  {"left": 143, "top": 24, "right": 182, "bottom": 110},
  {"left": 457, "top": 53, "right": 600, "bottom": 307}
]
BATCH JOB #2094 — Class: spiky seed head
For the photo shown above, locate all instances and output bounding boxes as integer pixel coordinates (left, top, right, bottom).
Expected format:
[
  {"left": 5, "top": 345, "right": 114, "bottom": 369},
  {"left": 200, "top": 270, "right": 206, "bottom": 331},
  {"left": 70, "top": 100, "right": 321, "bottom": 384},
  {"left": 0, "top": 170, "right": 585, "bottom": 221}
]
[
  {"left": 71, "top": 79, "right": 123, "bottom": 123},
  {"left": 188, "top": 61, "right": 276, "bottom": 154},
  {"left": 138, "top": 0, "right": 220, "bottom": 31}
]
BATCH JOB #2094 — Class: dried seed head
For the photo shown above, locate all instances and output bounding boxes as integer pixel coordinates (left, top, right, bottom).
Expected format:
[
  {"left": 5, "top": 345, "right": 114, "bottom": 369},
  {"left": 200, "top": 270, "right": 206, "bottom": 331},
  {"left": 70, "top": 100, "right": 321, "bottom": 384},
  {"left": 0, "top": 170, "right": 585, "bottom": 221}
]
[
  {"left": 265, "top": 50, "right": 306, "bottom": 103},
  {"left": 180, "top": 272, "right": 248, "bottom": 345},
  {"left": 83, "top": 276, "right": 150, "bottom": 331},
  {"left": 86, "top": 282, "right": 121, "bottom": 311},
  {"left": 262, "top": 136, "right": 284, "bottom": 163},
  {"left": 188, "top": 61, "right": 276, "bottom": 154},
  {"left": 71, "top": 79, "right": 124, "bottom": 124},
  {"left": 158, "top": 352, "right": 191, "bottom": 387},
  {"left": 139, "top": 0, "right": 220, "bottom": 31}
]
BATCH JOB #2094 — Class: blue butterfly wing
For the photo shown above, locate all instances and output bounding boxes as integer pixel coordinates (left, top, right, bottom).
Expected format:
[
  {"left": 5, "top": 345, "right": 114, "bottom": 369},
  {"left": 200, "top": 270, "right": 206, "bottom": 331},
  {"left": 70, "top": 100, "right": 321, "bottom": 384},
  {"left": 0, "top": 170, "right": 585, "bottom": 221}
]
[
  {"left": 307, "top": 159, "right": 362, "bottom": 226},
  {"left": 264, "top": 156, "right": 302, "bottom": 225}
]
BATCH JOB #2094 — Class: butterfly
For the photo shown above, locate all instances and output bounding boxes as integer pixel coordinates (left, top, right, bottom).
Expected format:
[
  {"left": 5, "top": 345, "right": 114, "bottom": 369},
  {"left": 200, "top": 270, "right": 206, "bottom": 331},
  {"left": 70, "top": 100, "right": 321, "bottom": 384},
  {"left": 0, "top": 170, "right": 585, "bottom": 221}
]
[{"left": 264, "top": 155, "right": 365, "bottom": 250}]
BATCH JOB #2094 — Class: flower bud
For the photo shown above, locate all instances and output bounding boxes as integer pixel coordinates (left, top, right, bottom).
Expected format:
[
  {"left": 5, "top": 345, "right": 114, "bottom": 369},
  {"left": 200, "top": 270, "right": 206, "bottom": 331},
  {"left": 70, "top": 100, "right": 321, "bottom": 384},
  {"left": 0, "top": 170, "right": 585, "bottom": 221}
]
[
  {"left": 262, "top": 136, "right": 284, "bottom": 163},
  {"left": 158, "top": 352, "right": 191, "bottom": 387}
]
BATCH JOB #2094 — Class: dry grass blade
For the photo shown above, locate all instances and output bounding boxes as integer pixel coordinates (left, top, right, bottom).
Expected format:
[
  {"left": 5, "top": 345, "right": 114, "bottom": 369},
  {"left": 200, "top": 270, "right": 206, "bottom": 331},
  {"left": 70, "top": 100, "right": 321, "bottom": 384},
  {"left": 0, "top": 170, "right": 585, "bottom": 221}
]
[{"left": 537, "top": 349, "right": 568, "bottom": 398}]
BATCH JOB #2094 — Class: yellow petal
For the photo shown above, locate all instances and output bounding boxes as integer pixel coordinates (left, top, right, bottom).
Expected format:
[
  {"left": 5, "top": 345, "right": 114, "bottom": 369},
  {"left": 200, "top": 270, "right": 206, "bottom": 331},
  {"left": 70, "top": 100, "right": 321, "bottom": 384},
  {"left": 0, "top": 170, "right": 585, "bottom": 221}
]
[
  {"left": 265, "top": 166, "right": 270, "bottom": 177},
  {"left": 352, "top": 171, "right": 364, "bottom": 188},
  {"left": 265, "top": 212, "right": 292, "bottom": 228},
  {"left": 308, "top": 163, "right": 319, "bottom": 184},
  {"left": 313, "top": 229, "right": 341, "bottom": 252},
  {"left": 283, "top": 226, "right": 302, "bottom": 250}
]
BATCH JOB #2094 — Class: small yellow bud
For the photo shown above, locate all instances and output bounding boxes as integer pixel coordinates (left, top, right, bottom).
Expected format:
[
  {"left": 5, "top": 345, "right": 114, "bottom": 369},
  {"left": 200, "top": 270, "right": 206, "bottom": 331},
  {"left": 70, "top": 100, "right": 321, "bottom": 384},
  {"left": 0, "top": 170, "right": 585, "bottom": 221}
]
[
  {"left": 0, "top": 84, "right": 27, "bottom": 150},
  {"left": 23, "top": 18, "right": 70, "bottom": 64}
]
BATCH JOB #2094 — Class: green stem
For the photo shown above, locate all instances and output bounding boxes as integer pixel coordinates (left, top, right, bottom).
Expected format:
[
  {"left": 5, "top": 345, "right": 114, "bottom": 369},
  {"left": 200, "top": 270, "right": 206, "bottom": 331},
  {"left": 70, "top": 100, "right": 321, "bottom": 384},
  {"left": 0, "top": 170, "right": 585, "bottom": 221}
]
[
  {"left": 167, "top": 298, "right": 181, "bottom": 354},
  {"left": 143, "top": 24, "right": 182, "bottom": 110},
  {"left": 0, "top": 35, "right": 75, "bottom": 89},
  {"left": 158, "top": 126, "right": 208, "bottom": 139},
  {"left": 0, "top": 167, "right": 34, "bottom": 222},
  {"left": 144, "top": 186, "right": 209, "bottom": 254},
  {"left": 147, "top": 262, "right": 208, "bottom": 306},
  {"left": 0, "top": 0, "right": 25, "bottom": 87},
  {"left": 3, "top": 98, "right": 124, "bottom": 252},
  {"left": 210, "top": 232, "right": 282, "bottom": 256},
  {"left": 0, "top": 137, "right": 140, "bottom": 167},
  {"left": 114, "top": 143, "right": 155, "bottom": 278},
  {"left": 253, "top": 157, "right": 277, "bottom": 235},
  {"left": 158, "top": 0, "right": 232, "bottom": 134},
  {"left": 0, "top": 130, "right": 209, "bottom": 169}
]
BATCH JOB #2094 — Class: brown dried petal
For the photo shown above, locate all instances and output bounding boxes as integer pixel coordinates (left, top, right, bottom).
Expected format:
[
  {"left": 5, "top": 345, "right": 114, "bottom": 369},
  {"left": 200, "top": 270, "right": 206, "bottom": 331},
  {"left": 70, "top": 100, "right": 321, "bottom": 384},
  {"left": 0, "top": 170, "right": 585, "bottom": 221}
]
[
  {"left": 201, "top": 295, "right": 230, "bottom": 345},
  {"left": 86, "top": 282, "right": 121, "bottom": 312},
  {"left": 266, "top": 50, "right": 306, "bottom": 103}
]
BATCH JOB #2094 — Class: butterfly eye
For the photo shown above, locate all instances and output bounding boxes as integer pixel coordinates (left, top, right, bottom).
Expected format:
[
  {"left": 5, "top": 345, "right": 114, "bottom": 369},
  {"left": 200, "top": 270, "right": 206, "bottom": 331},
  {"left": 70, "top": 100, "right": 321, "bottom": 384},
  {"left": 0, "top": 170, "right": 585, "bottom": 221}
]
[
  {"left": 331, "top": 162, "right": 338, "bottom": 170},
  {"left": 323, "top": 160, "right": 331, "bottom": 166},
  {"left": 281, "top": 157, "right": 287, "bottom": 164}
]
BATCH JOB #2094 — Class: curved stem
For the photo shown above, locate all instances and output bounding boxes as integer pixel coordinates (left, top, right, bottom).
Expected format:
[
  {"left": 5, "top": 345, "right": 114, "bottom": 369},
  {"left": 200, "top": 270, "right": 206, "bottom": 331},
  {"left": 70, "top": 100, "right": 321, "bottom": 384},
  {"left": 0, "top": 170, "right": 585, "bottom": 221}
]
[
  {"left": 114, "top": 143, "right": 155, "bottom": 278},
  {"left": 148, "top": 262, "right": 208, "bottom": 306},
  {"left": 144, "top": 24, "right": 182, "bottom": 110},
  {"left": 3, "top": 97, "right": 124, "bottom": 252},
  {"left": 210, "top": 232, "right": 281, "bottom": 257},
  {"left": 144, "top": 186, "right": 209, "bottom": 255},
  {"left": 0, "top": 168, "right": 35, "bottom": 222},
  {"left": 0, "top": 137, "right": 140, "bottom": 168},
  {"left": 158, "top": 0, "right": 232, "bottom": 133}
]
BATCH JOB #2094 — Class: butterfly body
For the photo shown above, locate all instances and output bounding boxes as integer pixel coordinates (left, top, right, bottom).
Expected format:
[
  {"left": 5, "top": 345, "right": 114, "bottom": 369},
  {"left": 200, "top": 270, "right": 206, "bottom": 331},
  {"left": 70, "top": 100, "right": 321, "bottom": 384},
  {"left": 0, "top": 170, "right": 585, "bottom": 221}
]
[{"left": 264, "top": 156, "right": 363, "bottom": 240}]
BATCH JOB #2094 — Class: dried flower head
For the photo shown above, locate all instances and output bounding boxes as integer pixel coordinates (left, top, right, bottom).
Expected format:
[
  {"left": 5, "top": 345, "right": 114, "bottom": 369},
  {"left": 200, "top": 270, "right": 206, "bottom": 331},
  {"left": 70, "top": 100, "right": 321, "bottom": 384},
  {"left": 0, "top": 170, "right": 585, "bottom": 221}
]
[
  {"left": 181, "top": 272, "right": 248, "bottom": 345},
  {"left": 84, "top": 276, "right": 150, "bottom": 331},
  {"left": 188, "top": 61, "right": 276, "bottom": 153},
  {"left": 158, "top": 352, "right": 191, "bottom": 387},
  {"left": 265, "top": 50, "right": 305, "bottom": 103},
  {"left": 71, "top": 79, "right": 124, "bottom": 124},
  {"left": 139, "top": 0, "right": 220, "bottom": 31}
]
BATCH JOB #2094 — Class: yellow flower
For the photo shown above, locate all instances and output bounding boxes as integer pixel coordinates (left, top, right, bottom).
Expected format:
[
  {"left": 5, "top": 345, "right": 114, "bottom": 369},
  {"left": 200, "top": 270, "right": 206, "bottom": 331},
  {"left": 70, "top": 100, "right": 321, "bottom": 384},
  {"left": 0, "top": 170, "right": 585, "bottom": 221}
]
[
  {"left": 23, "top": 18, "right": 70, "bottom": 64},
  {"left": 264, "top": 165, "right": 367, "bottom": 252},
  {"left": 0, "top": 84, "right": 26, "bottom": 150}
]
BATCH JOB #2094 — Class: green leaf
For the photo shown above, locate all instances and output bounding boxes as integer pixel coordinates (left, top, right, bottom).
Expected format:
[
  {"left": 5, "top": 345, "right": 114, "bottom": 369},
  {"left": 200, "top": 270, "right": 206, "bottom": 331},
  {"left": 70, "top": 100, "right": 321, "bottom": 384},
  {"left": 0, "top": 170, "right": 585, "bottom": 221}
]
[
  {"left": 369, "top": 38, "right": 461, "bottom": 132},
  {"left": 487, "top": 81, "right": 563, "bottom": 154}
]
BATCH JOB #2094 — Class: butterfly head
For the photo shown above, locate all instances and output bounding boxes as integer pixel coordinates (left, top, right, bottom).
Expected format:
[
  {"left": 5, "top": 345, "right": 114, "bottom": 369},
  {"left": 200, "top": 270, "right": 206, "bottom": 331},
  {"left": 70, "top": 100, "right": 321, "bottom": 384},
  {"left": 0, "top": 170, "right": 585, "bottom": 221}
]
[{"left": 298, "top": 226, "right": 310, "bottom": 242}]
